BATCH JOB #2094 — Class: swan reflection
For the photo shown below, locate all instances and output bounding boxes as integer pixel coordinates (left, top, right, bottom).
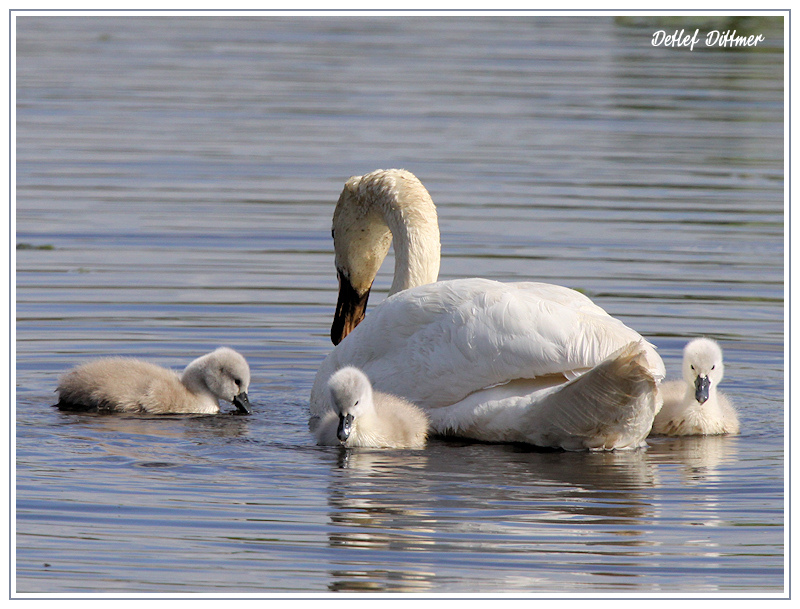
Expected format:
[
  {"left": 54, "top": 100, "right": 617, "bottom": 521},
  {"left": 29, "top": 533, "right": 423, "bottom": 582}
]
[
  {"left": 647, "top": 434, "right": 740, "bottom": 484},
  {"left": 321, "top": 441, "right": 666, "bottom": 592}
]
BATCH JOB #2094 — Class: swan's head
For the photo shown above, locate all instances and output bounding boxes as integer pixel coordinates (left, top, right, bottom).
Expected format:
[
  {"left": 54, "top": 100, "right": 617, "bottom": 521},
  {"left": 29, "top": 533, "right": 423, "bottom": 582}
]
[
  {"left": 185, "top": 347, "right": 252, "bottom": 414},
  {"left": 681, "top": 338, "right": 724, "bottom": 404},
  {"left": 330, "top": 169, "right": 440, "bottom": 345},
  {"left": 327, "top": 366, "right": 375, "bottom": 444},
  {"left": 331, "top": 173, "right": 394, "bottom": 344}
]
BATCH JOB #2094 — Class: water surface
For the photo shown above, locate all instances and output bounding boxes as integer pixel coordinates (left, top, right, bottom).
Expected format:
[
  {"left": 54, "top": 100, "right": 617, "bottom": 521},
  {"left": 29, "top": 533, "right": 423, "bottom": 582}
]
[{"left": 15, "top": 15, "right": 784, "bottom": 595}]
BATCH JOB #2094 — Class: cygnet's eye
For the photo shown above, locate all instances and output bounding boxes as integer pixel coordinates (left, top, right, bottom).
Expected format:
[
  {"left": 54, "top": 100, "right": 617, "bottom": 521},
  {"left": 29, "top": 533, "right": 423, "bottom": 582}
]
[
  {"left": 234, "top": 378, "right": 242, "bottom": 387},
  {"left": 354, "top": 400, "right": 359, "bottom": 406},
  {"left": 690, "top": 365, "right": 695, "bottom": 371},
  {"left": 711, "top": 365, "right": 715, "bottom": 370}
]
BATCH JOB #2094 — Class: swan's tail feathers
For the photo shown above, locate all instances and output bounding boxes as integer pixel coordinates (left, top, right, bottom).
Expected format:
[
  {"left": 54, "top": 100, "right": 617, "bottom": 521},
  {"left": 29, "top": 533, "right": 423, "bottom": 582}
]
[{"left": 526, "top": 341, "right": 661, "bottom": 451}]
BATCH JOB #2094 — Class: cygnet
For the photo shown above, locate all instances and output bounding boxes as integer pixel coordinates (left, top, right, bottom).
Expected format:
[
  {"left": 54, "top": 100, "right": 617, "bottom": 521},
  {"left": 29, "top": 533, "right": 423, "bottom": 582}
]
[
  {"left": 651, "top": 338, "right": 739, "bottom": 436},
  {"left": 56, "top": 347, "right": 251, "bottom": 415},
  {"left": 315, "top": 366, "right": 428, "bottom": 448}
]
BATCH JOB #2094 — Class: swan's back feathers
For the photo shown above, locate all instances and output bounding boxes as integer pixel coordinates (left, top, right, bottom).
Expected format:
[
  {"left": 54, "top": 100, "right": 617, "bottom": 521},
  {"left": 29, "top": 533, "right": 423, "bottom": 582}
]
[
  {"left": 430, "top": 342, "right": 659, "bottom": 450},
  {"left": 523, "top": 343, "right": 659, "bottom": 450},
  {"left": 311, "top": 278, "right": 663, "bottom": 415}
]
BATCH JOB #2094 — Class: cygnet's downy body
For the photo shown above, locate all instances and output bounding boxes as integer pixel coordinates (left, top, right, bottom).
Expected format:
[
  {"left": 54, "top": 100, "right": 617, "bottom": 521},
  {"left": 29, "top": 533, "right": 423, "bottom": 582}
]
[
  {"left": 56, "top": 347, "right": 252, "bottom": 415},
  {"left": 315, "top": 366, "right": 428, "bottom": 449},
  {"left": 650, "top": 338, "right": 739, "bottom": 436}
]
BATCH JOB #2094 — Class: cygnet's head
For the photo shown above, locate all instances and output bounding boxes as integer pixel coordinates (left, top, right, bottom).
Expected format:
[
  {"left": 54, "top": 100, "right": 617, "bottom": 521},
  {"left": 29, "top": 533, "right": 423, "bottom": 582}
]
[
  {"left": 682, "top": 338, "right": 725, "bottom": 404},
  {"left": 327, "top": 366, "right": 374, "bottom": 443},
  {"left": 187, "top": 347, "right": 252, "bottom": 414}
]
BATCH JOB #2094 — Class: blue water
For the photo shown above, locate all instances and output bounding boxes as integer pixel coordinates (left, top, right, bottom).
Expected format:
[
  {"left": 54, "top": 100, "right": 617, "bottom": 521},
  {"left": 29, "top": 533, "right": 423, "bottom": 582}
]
[{"left": 14, "top": 15, "right": 785, "bottom": 595}]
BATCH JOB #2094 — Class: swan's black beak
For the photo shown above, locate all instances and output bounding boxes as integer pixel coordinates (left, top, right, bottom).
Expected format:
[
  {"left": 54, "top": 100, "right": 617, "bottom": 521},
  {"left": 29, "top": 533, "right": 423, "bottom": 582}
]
[
  {"left": 694, "top": 376, "right": 710, "bottom": 404},
  {"left": 232, "top": 392, "right": 251, "bottom": 414},
  {"left": 337, "top": 413, "right": 354, "bottom": 443},
  {"left": 331, "top": 270, "right": 371, "bottom": 345}
]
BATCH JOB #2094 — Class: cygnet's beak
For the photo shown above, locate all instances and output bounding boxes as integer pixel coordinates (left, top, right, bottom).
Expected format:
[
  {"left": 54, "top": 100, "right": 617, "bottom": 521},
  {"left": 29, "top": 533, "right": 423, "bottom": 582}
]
[
  {"left": 337, "top": 413, "right": 354, "bottom": 443},
  {"left": 232, "top": 392, "right": 251, "bottom": 414},
  {"left": 694, "top": 376, "right": 710, "bottom": 404}
]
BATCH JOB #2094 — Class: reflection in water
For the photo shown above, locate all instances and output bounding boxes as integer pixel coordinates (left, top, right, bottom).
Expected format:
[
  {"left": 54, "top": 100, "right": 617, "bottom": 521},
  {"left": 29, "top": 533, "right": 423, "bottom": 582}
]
[
  {"left": 325, "top": 448, "right": 437, "bottom": 592},
  {"left": 50, "top": 410, "right": 251, "bottom": 465},
  {"left": 646, "top": 436, "right": 743, "bottom": 562},
  {"left": 319, "top": 436, "right": 754, "bottom": 592},
  {"left": 322, "top": 443, "right": 670, "bottom": 592},
  {"left": 648, "top": 435, "right": 740, "bottom": 485}
]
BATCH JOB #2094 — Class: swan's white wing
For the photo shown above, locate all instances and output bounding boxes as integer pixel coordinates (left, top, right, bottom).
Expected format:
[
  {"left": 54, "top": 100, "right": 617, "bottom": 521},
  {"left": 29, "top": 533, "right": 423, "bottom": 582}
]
[
  {"left": 311, "top": 278, "right": 663, "bottom": 415},
  {"left": 430, "top": 342, "right": 659, "bottom": 450}
]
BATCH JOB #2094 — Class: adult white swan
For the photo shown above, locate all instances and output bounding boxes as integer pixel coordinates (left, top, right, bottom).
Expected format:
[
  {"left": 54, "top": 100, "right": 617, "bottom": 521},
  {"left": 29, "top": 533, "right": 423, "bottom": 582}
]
[{"left": 310, "top": 169, "right": 665, "bottom": 450}]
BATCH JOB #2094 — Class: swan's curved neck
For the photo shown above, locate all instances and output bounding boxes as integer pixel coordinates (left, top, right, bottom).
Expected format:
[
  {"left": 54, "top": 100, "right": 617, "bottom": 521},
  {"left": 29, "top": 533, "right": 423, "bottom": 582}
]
[
  {"left": 335, "top": 169, "right": 441, "bottom": 294},
  {"left": 382, "top": 198, "right": 441, "bottom": 294}
]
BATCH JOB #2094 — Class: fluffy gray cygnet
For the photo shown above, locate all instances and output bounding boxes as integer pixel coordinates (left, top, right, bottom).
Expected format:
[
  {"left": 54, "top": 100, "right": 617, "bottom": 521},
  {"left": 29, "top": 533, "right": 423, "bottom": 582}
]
[
  {"left": 56, "top": 347, "right": 251, "bottom": 415},
  {"left": 651, "top": 338, "right": 739, "bottom": 436},
  {"left": 315, "top": 366, "right": 428, "bottom": 449}
]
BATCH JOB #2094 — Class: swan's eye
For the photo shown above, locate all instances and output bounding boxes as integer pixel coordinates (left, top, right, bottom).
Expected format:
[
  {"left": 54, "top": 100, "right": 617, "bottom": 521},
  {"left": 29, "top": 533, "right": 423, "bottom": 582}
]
[
  {"left": 234, "top": 378, "right": 241, "bottom": 387},
  {"left": 690, "top": 365, "right": 695, "bottom": 371},
  {"left": 354, "top": 400, "right": 359, "bottom": 406},
  {"left": 711, "top": 365, "right": 715, "bottom": 370}
]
